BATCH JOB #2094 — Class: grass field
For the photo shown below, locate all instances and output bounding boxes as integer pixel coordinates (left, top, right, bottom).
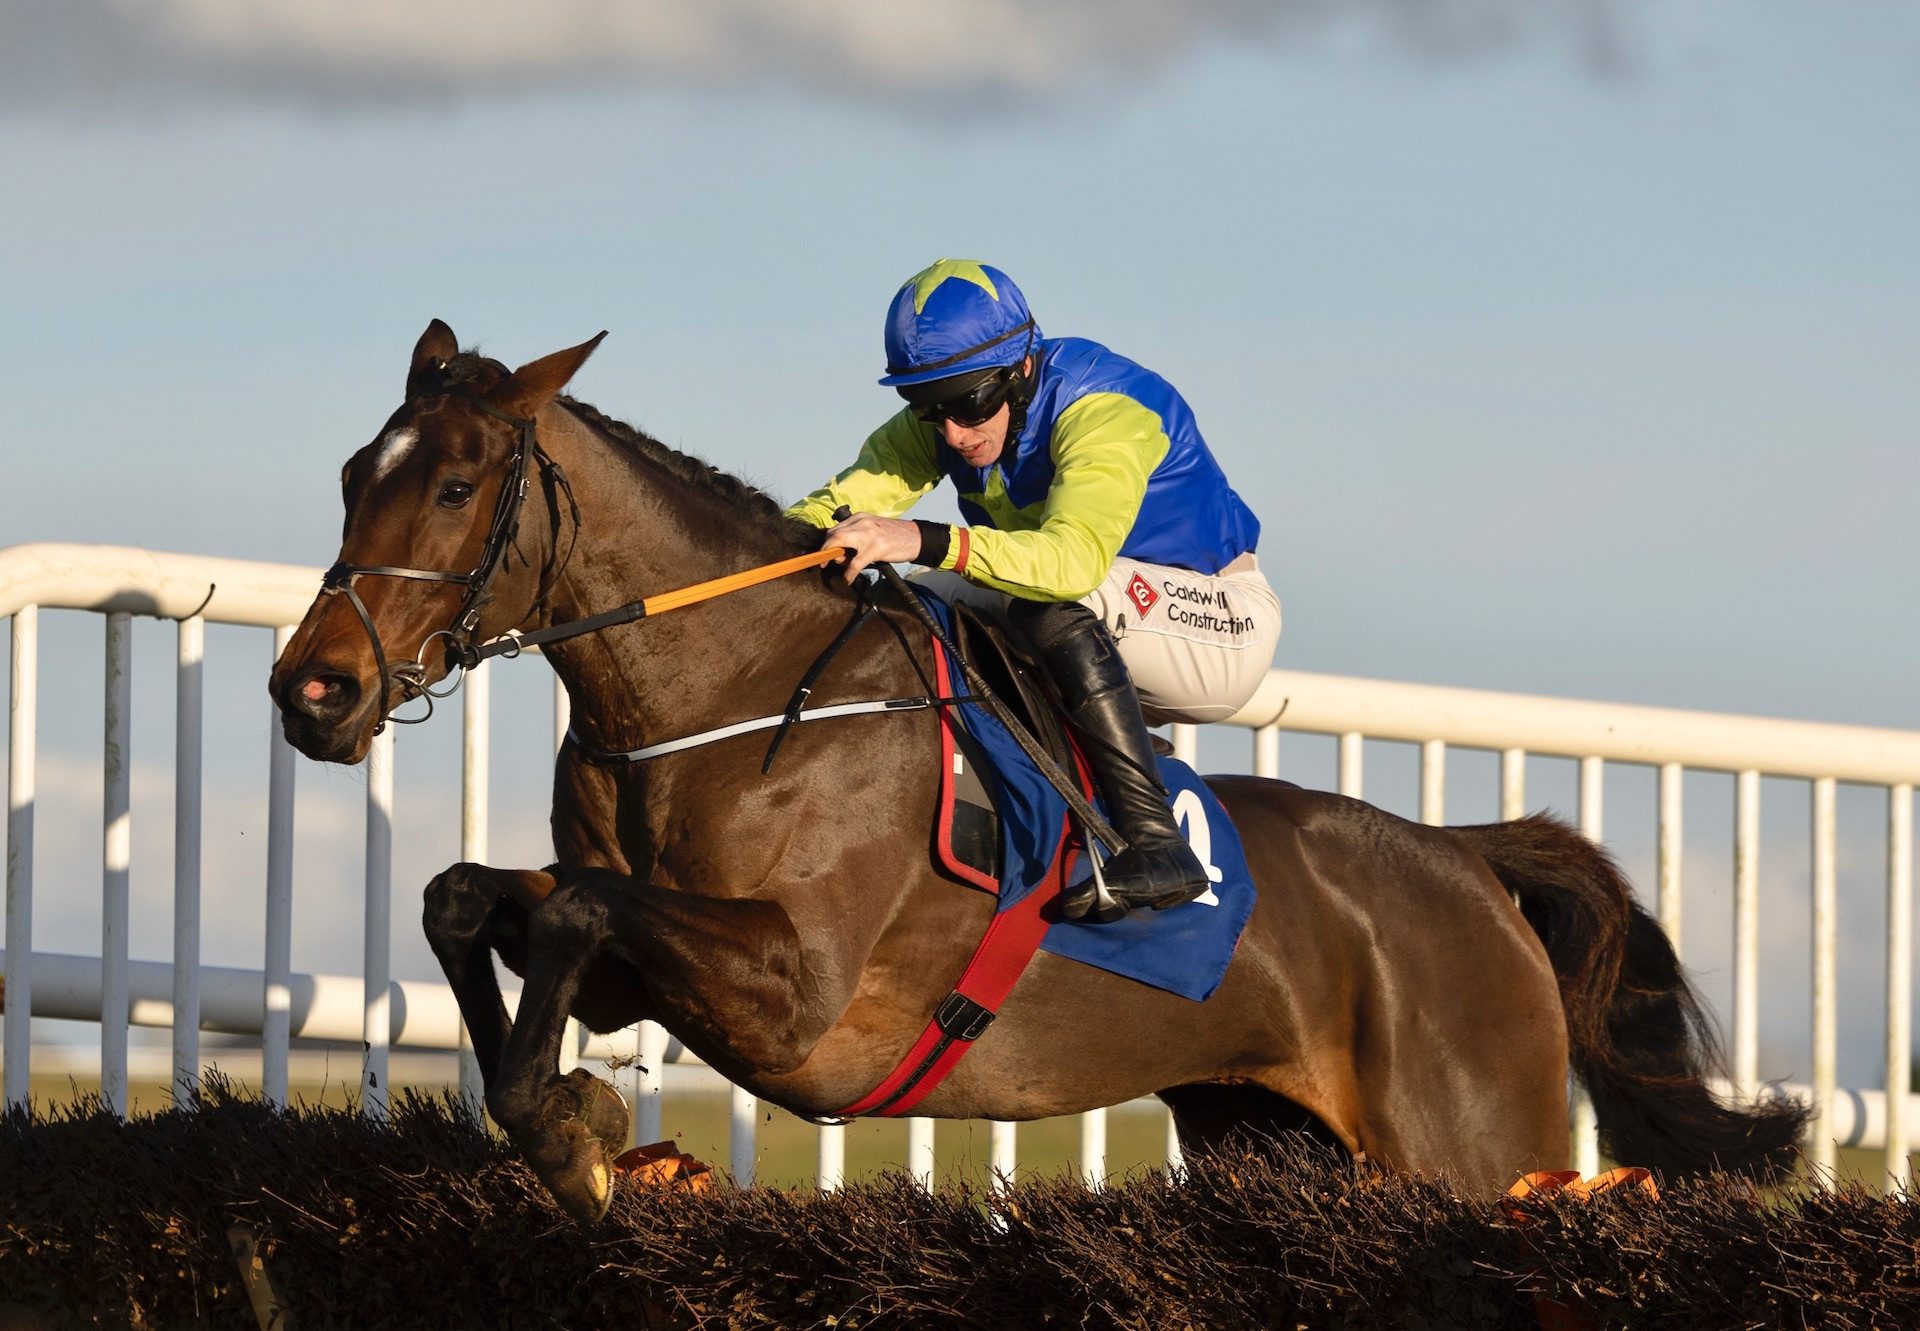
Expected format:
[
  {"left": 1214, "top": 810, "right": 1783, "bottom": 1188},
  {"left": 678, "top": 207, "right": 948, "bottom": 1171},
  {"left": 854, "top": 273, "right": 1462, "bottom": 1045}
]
[
  {"left": 657, "top": 1093, "right": 1178, "bottom": 1189},
  {"left": 26, "top": 1070, "right": 1906, "bottom": 1194}
]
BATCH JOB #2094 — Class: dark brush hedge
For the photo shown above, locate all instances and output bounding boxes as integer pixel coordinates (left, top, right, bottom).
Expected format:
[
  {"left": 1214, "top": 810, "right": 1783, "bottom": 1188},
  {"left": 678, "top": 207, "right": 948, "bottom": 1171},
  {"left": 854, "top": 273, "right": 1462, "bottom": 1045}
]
[{"left": 1, "top": 1078, "right": 1915, "bottom": 1329}]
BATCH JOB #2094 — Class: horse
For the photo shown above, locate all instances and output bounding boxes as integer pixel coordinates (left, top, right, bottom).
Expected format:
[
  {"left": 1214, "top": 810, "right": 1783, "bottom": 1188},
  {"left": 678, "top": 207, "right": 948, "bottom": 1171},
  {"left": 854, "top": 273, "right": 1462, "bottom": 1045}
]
[{"left": 269, "top": 322, "right": 1806, "bottom": 1224}]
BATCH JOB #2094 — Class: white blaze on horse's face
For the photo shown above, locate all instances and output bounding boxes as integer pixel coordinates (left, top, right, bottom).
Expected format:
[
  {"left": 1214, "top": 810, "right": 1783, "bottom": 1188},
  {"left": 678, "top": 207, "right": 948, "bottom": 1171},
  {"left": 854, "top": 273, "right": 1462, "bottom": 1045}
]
[{"left": 370, "top": 427, "right": 419, "bottom": 484}]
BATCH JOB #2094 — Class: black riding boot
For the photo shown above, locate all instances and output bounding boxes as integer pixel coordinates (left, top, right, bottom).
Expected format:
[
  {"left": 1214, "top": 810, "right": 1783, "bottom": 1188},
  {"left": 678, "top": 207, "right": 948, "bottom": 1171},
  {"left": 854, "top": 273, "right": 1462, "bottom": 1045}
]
[{"left": 1009, "top": 600, "right": 1210, "bottom": 923}]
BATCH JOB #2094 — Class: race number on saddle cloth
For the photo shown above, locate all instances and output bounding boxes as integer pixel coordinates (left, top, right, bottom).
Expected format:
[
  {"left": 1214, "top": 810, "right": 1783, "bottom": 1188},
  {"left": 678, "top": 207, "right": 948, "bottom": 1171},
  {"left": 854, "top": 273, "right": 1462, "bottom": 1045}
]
[{"left": 920, "top": 587, "right": 1255, "bottom": 1003}]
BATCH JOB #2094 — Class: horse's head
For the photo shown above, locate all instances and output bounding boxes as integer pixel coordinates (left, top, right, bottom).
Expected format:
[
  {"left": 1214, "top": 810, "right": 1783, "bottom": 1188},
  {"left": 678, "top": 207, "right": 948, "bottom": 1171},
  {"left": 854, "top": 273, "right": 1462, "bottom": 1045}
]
[{"left": 270, "top": 319, "right": 603, "bottom": 764}]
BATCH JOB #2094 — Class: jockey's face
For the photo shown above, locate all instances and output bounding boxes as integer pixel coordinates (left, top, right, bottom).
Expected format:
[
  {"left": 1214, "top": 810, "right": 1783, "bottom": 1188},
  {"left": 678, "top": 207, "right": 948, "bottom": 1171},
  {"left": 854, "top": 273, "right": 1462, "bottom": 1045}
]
[
  {"left": 921, "top": 354, "right": 1029, "bottom": 471},
  {"left": 937, "top": 402, "right": 1009, "bottom": 470}
]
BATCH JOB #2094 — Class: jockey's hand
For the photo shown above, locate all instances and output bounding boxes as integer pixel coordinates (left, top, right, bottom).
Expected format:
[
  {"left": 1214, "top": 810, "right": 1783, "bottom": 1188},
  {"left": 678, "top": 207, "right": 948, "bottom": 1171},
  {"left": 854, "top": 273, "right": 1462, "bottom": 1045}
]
[{"left": 823, "top": 511, "right": 922, "bottom": 584}]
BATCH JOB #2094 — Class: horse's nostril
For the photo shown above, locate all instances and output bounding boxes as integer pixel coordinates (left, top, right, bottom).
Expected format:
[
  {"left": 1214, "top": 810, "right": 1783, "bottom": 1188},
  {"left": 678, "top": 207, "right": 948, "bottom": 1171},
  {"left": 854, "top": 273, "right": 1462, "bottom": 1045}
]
[{"left": 287, "top": 668, "right": 360, "bottom": 720}]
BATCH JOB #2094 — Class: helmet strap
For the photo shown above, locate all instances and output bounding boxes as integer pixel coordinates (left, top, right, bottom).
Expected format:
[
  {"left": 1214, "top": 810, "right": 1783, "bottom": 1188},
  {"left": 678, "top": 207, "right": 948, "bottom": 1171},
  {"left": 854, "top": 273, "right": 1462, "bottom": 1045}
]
[{"left": 1004, "top": 339, "right": 1038, "bottom": 443}]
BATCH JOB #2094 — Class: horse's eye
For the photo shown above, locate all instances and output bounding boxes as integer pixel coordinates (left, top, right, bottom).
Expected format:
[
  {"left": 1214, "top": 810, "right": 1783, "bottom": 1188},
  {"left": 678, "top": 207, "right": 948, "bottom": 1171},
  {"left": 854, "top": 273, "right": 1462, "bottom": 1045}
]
[{"left": 438, "top": 480, "right": 475, "bottom": 509}]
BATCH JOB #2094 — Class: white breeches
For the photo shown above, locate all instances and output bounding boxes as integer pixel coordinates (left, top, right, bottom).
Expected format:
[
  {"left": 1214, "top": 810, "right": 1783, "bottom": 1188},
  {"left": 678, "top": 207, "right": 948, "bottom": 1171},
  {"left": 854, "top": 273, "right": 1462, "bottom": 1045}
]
[{"left": 912, "top": 552, "right": 1282, "bottom": 726}]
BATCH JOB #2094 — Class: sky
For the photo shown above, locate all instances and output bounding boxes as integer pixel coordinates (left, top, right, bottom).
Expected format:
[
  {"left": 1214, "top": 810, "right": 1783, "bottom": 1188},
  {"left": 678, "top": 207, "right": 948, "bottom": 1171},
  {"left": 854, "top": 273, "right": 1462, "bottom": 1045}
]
[{"left": 3, "top": 3, "right": 1917, "bottom": 1097}]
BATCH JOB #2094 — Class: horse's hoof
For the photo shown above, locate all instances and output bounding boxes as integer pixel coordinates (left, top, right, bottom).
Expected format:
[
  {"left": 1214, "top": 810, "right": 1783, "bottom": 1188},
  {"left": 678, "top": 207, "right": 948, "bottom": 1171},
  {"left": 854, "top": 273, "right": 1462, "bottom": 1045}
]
[
  {"left": 562, "top": 1068, "right": 631, "bottom": 1156},
  {"left": 531, "top": 1117, "right": 615, "bottom": 1226},
  {"left": 511, "top": 1073, "right": 629, "bottom": 1226}
]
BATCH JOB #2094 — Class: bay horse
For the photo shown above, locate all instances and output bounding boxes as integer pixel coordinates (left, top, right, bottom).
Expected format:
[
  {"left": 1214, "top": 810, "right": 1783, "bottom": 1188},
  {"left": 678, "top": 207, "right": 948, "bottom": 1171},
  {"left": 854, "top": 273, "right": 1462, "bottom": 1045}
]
[{"left": 269, "top": 322, "right": 1805, "bottom": 1224}]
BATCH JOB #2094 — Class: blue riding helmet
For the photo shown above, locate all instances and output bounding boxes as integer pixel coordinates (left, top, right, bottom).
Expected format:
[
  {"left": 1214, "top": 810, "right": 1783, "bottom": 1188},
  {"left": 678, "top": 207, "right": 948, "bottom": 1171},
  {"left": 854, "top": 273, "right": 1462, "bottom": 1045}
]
[{"left": 880, "top": 259, "right": 1042, "bottom": 388}]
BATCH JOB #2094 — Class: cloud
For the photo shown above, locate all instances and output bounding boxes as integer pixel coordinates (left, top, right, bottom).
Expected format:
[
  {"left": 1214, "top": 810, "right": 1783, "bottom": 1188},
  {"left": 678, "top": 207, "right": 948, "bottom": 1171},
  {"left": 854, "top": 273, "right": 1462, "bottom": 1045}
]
[{"left": 1, "top": 0, "right": 1640, "bottom": 117}]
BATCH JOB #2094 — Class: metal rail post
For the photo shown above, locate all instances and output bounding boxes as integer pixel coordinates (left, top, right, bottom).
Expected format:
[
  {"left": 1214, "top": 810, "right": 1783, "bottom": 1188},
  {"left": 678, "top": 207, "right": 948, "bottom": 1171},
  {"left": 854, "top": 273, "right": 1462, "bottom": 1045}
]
[
  {"left": 1171, "top": 723, "right": 1197, "bottom": 766},
  {"left": 990, "top": 1120, "right": 1018, "bottom": 1191},
  {"left": 553, "top": 675, "right": 581, "bottom": 1076},
  {"left": 1253, "top": 723, "right": 1280, "bottom": 780},
  {"left": 1733, "top": 770, "right": 1761, "bottom": 1096},
  {"left": 101, "top": 614, "right": 132, "bottom": 1116},
  {"left": 263, "top": 625, "right": 297, "bottom": 1108},
  {"left": 1420, "top": 740, "right": 1445, "bottom": 826},
  {"left": 730, "top": 1084, "right": 757, "bottom": 1186},
  {"left": 634, "top": 1020, "right": 667, "bottom": 1147},
  {"left": 456, "top": 662, "right": 490, "bottom": 1117},
  {"left": 1657, "top": 763, "right": 1684, "bottom": 960},
  {"left": 363, "top": 727, "right": 394, "bottom": 1119},
  {"left": 818, "top": 1122, "right": 846, "bottom": 1191},
  {"left": 907, "top": 1118, "right": 936, "bottom": 1191},
  {"left": 1338, "top": 732, "right": 1363, "bottom": 799},
  {"left": 172, "top": 616, "right": 204, "bottom": 1103},
  {"left": 4, "top": 607, "right": 37, "bottom": 1110},
  {"left": 1080, "top": 1107, "right": 1108, "bottom": 1188},
  {"left": 1890, "top": 785, "right": 1914, "bottom": 1191},
  {"left": 1811, "top": 777, "right": 1838, "bottom": 1178},
  {"left": 1572, "top": 756, "right": 1603, "bottom": 1175},
  {"left": 1500, "top": 748, "right": 1526, "bottom": 820}
]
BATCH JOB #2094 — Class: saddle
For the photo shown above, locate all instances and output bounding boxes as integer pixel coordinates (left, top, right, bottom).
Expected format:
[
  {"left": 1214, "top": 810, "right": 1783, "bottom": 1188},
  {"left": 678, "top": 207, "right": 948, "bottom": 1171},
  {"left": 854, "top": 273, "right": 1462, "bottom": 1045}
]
[
  {"left": 934, "top": 602, "right": 1170, "bottom": 889},
  {"left": 938, "top": 604, "right": 1069, "bottom": 885}
]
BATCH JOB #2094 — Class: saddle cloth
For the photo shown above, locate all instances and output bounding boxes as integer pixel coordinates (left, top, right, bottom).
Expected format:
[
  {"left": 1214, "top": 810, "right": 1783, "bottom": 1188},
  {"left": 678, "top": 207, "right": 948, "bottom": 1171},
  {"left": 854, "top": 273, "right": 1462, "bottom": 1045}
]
[{"left": 917, "top": 586, "right": 1255, "bottom": 1003}]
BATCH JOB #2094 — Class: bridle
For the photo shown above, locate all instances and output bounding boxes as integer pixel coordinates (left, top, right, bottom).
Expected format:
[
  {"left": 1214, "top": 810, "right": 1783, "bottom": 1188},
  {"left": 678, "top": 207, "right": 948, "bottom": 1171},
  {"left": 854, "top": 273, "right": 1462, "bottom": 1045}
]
[
  {"left": 307, "top": 389, "right": 1126, "bottom": 857},
  {"left": 319, "top": 389, "right": 579, "bottom": 730}
]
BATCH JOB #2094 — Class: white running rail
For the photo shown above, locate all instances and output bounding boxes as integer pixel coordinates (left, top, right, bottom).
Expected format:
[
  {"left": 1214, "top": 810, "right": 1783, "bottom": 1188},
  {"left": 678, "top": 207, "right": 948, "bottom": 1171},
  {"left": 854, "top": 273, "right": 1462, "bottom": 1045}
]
[{"left": 3, "top": 543, "right": 1916, "bottom": 1190}]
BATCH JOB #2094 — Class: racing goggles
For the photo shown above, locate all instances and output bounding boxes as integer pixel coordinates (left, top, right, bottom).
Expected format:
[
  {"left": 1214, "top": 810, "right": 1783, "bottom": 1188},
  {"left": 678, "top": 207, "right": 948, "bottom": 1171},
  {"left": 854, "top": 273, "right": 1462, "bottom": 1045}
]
[{"left": 902, "top": 366, "right": 1016, "bottom": 428}]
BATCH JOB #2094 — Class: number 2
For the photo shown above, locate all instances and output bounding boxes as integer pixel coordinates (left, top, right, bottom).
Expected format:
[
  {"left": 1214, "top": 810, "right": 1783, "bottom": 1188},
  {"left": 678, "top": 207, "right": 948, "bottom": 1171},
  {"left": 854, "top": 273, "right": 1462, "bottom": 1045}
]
[{"left": 1172, "top": 789, "right": 1223, "bottom": 907}]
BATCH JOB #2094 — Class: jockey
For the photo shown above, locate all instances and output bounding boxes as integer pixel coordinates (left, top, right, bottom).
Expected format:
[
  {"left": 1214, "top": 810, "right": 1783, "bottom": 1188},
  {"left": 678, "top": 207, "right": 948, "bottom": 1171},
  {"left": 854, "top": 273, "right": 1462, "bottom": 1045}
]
[{"left": 788, "top": 260, "right": 1280, "bottom": 921}]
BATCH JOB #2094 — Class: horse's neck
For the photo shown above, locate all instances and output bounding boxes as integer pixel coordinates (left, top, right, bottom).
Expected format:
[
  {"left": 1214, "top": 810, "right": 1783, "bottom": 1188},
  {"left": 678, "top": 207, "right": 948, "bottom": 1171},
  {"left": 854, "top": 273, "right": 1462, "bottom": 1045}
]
[{"left": 533, "top": 411, "right": 860, "bottom": 752}]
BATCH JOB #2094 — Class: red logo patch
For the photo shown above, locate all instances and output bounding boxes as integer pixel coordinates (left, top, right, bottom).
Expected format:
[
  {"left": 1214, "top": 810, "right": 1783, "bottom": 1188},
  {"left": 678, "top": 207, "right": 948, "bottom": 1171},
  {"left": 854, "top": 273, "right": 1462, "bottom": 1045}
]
[{"left": 1125, "top": 573, "right": 1159, "bottom": 618}]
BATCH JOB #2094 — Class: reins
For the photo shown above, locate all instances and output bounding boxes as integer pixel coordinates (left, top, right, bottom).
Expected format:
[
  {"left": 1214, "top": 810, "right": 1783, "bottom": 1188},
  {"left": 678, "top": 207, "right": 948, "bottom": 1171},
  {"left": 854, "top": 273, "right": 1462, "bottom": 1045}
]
[
  {"left": 474, "top": 545, "right": 850, "bottom": 665},
  {"left": 322, "top": 396, "right": 1126, "bottom": 858}
]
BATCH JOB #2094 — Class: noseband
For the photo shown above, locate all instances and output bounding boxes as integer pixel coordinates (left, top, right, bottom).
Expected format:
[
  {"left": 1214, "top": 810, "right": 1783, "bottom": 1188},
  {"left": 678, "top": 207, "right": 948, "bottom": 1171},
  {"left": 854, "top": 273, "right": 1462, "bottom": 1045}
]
[{"left": 320, "top": 390, "right": 578, "bottom": 730}]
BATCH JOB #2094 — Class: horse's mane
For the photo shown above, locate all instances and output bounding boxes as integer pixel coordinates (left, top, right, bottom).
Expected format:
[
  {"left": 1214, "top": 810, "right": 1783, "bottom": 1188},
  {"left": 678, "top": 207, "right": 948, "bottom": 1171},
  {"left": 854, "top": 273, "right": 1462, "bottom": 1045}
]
[
  {"left": 557, "top": 396, "right": 808, "bottom": 546},
  {"left": 429, "top": 350, "right": 814, "bottom": 555}
]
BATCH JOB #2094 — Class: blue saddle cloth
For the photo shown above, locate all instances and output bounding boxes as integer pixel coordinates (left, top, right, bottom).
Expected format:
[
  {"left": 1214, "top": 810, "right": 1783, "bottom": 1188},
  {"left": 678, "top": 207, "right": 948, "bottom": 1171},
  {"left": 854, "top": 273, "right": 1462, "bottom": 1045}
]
[{"left": 916, "top": 587, "right": 1256, "bottom": 1002}]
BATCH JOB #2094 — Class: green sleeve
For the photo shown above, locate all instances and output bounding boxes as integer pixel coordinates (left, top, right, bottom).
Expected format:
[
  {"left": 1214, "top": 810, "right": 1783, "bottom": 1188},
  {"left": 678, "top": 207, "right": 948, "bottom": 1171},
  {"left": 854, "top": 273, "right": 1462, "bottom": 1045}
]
[
  {"left": 785, "top": 408, "right": 945, "bottom": 529},
  {"left": 961, "top": 392, "right": 1169, "bottom": 601}
]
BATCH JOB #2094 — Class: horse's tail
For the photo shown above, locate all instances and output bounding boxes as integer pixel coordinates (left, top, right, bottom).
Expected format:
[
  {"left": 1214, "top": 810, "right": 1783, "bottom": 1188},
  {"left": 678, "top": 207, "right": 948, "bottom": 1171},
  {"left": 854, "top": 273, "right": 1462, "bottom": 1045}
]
[{"left": 1452, "top": 813, "right": 1807, "bottom": 1182}]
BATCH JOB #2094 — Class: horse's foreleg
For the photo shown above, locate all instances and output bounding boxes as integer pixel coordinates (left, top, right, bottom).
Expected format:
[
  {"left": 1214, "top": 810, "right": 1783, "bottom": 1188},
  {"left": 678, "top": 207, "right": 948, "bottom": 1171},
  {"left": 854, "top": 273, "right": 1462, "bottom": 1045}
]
[
  {"left": 487, "top": 866, "right": 824, "bottom": 1222},
  {"left": 483, "top": 873, "right": 634, "bottom": 1226},
  {"left": 421, "top": 862, "right": 552, "bottom": 1105}
]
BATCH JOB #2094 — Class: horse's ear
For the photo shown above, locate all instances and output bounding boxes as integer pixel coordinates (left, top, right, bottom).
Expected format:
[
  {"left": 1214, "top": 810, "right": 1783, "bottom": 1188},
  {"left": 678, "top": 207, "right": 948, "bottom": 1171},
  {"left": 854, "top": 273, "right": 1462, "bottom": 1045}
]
[
  {"left": 407, "top": 319, "right": 460, "bottom": 397},
  {"left": 495, "top": 332, "right": 608, "bottom": 418}
]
